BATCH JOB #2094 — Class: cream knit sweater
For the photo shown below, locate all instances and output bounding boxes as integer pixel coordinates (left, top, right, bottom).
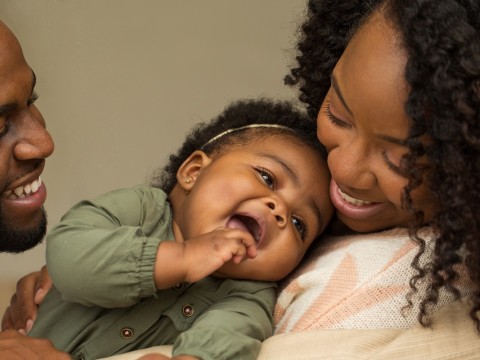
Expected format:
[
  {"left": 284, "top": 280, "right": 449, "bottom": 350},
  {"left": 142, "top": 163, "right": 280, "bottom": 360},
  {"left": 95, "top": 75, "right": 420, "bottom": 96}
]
[{"left": 274, "top": 227, "right": 472, "bottom": 332}]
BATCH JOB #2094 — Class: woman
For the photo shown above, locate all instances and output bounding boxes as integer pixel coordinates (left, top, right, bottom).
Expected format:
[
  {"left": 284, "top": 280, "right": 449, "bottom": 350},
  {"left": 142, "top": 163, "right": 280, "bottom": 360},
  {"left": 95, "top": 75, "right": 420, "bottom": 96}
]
[
  {"left": 4, "top": 0, "right": 480, "bottom": 357},
  {"left": 278, "top": 0, "right": 480, "bottom": 331}
]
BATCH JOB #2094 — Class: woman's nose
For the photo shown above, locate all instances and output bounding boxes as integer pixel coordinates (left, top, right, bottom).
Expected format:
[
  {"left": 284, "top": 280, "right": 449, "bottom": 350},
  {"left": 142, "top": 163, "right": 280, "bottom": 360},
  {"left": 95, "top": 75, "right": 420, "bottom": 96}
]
[
  {"left": 328, "top": 140, "right": 376, "bottom": 190},
  {"left": 13, "top": 112, "right": 55, "bottom": 161}
]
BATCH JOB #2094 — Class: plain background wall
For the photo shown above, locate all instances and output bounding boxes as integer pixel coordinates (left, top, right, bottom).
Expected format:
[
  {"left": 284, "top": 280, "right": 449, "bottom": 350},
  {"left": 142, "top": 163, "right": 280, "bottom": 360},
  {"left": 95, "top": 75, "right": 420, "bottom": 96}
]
[{"left": 0, "top": 1, "right": 307, "bottom": 312}]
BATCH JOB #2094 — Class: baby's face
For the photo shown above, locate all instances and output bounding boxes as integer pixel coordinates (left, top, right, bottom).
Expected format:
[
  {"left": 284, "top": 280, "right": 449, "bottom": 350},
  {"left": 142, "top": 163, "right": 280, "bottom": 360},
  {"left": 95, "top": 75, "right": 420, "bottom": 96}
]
[{"left": 178, "top": 134, "right": 334, "bottom": 281}]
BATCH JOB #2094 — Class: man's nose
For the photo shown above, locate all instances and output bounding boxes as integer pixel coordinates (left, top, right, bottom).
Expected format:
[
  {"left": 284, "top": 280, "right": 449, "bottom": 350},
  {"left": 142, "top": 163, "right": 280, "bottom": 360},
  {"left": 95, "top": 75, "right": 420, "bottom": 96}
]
[{"left": 13, "top": 112, "right": 54, "bottom": 161}]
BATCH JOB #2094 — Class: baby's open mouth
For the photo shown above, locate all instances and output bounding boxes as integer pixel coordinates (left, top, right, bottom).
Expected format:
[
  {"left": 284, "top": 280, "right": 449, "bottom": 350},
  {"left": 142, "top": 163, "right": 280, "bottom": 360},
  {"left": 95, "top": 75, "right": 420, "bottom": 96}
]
[{"left": 227, "top": 215, "right": 261, "bottom": 245}]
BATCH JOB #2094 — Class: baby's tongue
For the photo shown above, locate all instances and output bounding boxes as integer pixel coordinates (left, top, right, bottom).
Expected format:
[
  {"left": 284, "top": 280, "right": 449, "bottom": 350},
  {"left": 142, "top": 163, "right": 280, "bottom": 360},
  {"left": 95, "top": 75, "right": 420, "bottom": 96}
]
[{"left": 227, "top": 216, "right": 249, "bottom": 232}]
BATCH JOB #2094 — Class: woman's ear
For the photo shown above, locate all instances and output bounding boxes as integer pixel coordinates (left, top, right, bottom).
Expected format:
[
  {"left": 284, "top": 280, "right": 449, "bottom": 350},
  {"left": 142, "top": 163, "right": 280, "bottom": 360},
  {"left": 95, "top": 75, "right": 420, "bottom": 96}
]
[{"left": 176, "top": 150, "right": 212, "bottom": 192}]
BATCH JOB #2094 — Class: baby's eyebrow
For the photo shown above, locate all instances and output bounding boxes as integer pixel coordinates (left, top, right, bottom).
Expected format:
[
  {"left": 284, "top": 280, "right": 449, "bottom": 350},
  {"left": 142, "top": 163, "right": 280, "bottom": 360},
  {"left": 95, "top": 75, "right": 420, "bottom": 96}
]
[{"left": 257, "top": 153, "right": 299, "bottom": 186}]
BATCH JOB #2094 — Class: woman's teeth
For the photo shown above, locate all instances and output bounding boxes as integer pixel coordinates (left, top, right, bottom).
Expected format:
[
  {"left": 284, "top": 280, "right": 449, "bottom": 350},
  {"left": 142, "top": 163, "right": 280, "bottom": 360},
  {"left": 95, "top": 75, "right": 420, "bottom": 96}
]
[
  {"left": 338, "top": 187, "right": 372, "bottom": 206},
  {"left": 4, "top": 177, "right": 42, "bottom": 199}
]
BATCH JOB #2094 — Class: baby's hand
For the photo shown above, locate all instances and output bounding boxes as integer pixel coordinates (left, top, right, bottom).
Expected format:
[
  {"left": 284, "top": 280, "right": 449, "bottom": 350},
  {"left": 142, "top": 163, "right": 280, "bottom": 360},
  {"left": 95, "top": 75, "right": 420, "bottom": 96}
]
[
  {"left": 182, "top": 227, "right": 257, "bottom": 283},
  {"left": 154, "top": 228, "right": 256, "bottom": 289}
]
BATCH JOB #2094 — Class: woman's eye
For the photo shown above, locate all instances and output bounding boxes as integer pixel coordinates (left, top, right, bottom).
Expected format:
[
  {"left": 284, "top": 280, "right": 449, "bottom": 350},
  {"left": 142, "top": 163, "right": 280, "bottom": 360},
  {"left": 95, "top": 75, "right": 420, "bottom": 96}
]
[
  {"left": 322, "top": 100, "right": 351, "bottom": 129},
  {"left": 381, "top": 151, "right": 405, "bottom": 176},
  {"left": 292, "top": 217, "right": 306, "bottom": 239},
  {"left": 27, "top": 92, "right": 38, "bottom": 106},
  {"left": 257, "top": 168, "right": 274, "bottom": 188}
]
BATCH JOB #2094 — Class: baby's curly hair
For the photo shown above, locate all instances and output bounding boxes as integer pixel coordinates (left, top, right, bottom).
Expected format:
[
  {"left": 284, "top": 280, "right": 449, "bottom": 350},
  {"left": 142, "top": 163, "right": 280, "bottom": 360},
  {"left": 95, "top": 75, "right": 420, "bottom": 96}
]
[
  {"left": 286, "top": 0, "right": 480, "bottom": 328},
  {"left": 151, "top": 98, "right": 326, "bottom": 194}
]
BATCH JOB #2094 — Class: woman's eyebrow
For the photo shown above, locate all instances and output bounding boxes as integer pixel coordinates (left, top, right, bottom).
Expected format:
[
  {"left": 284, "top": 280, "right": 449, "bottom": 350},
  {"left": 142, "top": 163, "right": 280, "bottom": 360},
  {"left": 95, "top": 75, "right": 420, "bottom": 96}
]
[
  {"left": 381, "top": 134, "right": 407, "bottom": 146},
  {"left": 331, "top": 74, "right": 353, "bottom": 115},
  {"left": 330, "top": 74, "right": 407, "bottom": 146}
]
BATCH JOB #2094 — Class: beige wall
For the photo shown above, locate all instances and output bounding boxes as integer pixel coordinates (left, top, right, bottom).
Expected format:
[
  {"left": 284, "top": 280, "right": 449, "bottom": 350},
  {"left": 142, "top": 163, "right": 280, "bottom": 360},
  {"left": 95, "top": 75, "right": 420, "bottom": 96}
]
[{"left": 0, "top": 1, "right": 306, "bottom": 311}]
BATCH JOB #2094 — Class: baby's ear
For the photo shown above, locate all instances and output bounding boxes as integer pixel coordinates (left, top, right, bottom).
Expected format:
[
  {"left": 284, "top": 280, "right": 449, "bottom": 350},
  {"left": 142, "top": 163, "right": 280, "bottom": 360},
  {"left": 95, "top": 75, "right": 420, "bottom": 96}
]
[{"left": 176, "top": 150, "right": 212, "bottom": 192}]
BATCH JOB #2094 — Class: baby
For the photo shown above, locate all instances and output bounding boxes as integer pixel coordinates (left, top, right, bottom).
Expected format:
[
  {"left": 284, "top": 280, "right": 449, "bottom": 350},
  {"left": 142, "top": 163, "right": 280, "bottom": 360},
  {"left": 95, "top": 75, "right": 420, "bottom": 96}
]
[{"left": 29, "top": 98, "right": 334, "bottom": 360}]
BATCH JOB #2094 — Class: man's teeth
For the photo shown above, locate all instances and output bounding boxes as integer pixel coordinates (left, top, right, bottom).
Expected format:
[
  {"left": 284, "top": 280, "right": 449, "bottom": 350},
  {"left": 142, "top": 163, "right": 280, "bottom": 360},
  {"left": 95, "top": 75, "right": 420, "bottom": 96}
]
[
  {"left": 4, "top": 177, "right": 42, "bottom": 199},
  {"left": 338, "top": 187, "right": 372, "bottom": 206}
]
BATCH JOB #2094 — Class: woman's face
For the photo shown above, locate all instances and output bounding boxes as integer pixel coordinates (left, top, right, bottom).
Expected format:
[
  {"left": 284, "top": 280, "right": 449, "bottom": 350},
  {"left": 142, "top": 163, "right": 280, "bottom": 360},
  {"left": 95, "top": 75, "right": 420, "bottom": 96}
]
[{"left": 317, "top": 11, "right": 436, "bottom": 233}]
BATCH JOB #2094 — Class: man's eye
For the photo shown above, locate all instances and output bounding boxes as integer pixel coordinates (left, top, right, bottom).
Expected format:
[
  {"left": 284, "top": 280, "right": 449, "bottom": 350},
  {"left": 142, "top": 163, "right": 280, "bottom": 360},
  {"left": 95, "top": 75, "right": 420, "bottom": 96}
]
[
  {"left": 257, "top": 168, "right": 274, "bottom": 189},
  {"left": 27, "top": 92, "right": 38, "bottom": 106},
  {"left": 292, "top": 217, "right": 306, "bottom": 239}
]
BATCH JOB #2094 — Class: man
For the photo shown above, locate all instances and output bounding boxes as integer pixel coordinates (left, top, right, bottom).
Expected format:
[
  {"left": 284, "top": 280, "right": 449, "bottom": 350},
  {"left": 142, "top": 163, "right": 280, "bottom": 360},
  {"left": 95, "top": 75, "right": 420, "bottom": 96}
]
[
  {"left": 0, "top": 21, "right": 52, "bottom": 253},
  {"left": 0, "top": 20, "right": 70, "bottom": 359}
]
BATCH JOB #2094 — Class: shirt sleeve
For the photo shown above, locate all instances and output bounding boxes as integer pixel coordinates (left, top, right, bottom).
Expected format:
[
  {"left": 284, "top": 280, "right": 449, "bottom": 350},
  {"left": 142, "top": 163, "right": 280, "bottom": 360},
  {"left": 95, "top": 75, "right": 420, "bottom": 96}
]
[
  {"left": 172, "top": 284, "right": 276, "bottom": 360},
  {"left": 46, "top": 185, "right": 173, "bottom": 308}
]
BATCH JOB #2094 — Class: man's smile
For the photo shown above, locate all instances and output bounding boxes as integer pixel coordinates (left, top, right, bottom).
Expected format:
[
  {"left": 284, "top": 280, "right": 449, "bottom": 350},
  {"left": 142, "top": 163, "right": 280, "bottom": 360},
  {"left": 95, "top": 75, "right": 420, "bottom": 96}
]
[{"left": 3, "top": 177, "right": 42, "bottom": 199}]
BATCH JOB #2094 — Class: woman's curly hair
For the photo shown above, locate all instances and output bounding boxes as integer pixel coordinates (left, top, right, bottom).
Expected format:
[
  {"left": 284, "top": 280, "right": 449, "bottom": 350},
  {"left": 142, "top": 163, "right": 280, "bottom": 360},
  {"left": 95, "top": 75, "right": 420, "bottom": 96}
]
[
  {"left": 150, "top": 98, "right": 326, "bottom": 194},
  {"left": 286, "top": 0, "right": 480, "bottom": 328}
]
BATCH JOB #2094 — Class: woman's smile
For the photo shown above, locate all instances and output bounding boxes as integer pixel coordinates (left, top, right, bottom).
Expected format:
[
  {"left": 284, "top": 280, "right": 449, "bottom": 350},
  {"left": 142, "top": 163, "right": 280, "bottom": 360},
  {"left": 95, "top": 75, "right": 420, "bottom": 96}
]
[{"left": 329, "top": 179, "right": 390, "bottom": 221}]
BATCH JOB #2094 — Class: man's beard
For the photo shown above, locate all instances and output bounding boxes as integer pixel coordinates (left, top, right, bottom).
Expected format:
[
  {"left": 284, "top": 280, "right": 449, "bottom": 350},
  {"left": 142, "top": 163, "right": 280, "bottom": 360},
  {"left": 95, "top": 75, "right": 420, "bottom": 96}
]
[{"left": 0, "top": 207, "right": 48, "bottom": 253}]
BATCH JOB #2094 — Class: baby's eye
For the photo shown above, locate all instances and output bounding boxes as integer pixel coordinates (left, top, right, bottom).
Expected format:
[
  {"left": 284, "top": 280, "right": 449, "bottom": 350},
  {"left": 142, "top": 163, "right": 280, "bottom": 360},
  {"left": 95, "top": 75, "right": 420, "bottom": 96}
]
[
  {"left": 256, "top": 168, "right": 274, "bottom": 189},
  {"left": 292, "top": 217, "right": 306, "bottom": 239}
]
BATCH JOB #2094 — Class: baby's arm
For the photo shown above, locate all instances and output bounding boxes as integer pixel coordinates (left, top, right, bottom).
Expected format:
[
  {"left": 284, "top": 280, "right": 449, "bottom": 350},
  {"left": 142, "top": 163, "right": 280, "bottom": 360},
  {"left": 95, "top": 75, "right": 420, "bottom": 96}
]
[
  {"left": 46, "top": 186, "right": 172, "bottom": 308},
  {"left": 154, "top": 228, "right": 257, "bottom": 289}
]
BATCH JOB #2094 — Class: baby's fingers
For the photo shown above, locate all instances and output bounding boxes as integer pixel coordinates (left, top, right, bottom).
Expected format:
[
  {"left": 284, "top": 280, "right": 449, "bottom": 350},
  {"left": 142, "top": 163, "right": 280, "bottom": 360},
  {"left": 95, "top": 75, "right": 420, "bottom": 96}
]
[
  {"left": 244, "top": 239, "right": 257, "bottom": 259},
  {"left": 230, "top": 238, "right": 247, "bottom": 264},
  {"left": 231, "top": 237, "right": 257, "bottom": 264},
  {"left": 238, "top": 234, "right": 257, "bottom": 259}
]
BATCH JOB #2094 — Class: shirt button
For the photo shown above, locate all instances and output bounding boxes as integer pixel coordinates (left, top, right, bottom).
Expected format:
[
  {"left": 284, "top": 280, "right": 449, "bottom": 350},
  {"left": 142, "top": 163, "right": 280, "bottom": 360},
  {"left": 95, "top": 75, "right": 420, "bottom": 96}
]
[
  {"left": 120, "top": 327, "right": 134, "bottom": 339},
  {"left": 173, "top": 282, "right": 184, "bottom": 290},
  {"left": 77, "top": 355, "right": 86, "bottom": 360},
  {"left": 182, "top": 304, "right": 194, "bottom": 317}
]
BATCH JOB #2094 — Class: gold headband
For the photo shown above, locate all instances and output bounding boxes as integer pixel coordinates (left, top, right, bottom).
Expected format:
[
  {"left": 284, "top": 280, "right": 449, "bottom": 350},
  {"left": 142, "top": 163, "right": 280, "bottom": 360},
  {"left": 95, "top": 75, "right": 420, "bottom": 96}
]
[{"left": 201, "top": 124, "right": 294, "bottom": 149}]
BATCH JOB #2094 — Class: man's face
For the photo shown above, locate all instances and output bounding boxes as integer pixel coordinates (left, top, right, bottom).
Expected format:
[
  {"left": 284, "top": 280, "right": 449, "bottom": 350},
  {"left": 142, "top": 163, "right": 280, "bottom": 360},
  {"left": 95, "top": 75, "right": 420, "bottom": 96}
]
[{"left": 0, "top": 22, "right": 54, "bottom": 252}]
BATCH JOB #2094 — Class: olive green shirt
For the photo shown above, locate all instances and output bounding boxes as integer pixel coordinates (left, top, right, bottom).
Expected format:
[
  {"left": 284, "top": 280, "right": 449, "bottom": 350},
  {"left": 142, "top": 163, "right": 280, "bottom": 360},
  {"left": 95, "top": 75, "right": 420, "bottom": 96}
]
[{"left": 29, "top": 185, "right": 276, "bottom": 360}]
